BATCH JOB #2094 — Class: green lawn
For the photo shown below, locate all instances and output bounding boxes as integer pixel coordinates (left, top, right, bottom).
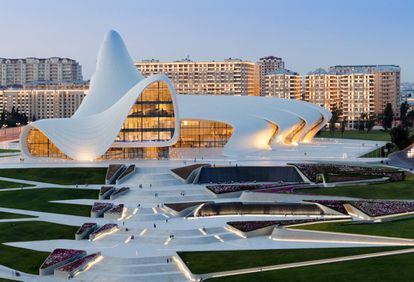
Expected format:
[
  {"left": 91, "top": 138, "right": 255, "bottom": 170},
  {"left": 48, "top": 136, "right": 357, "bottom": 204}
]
[
  {"left": 0, "top": 148, "right": 20, "bottom": 153},
  {"left": 0, "top": 211, "right": 36, "bottom": 220},
  {"left": 0, "top": 180, "right": 35, "bottom": 189},
  {"left": 297, "top": 174, "right": 414, "bottom": 199},
  {"left": 208, "top": 251, "right": 414, "bottom": 282},
  {"left": 291, "top": 218, "right": 414, "bottom": 239},
  {"left": 0, "top": 188, "right": 97, "bottom": 216},
  {"left": 0, "top": 167, "right": 107, "bottom": 184},
  {"left": 0, "top": 221, "right": 78, "bottom": 274},
  {"left": 318, "top": 130, "right": 391, "bottom": 141},
  {"left": 179, "top": 246, "right": 403, "bottom": 274}
]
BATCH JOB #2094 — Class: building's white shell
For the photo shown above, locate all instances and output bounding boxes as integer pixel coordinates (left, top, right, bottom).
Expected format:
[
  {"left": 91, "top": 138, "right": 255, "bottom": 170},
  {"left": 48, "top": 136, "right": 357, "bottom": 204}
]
[{"left": 20, "top": 30, "right": 331, "bottom": 161}]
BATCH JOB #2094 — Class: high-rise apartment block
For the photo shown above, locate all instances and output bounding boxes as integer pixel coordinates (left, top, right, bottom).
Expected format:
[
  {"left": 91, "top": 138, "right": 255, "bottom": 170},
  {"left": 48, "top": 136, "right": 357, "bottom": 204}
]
[
  {"left": 263, "top": 69, "right": 302, "bottom": 99},
  {"left": 305, "top": 68, "right": 339, "bottom": 111},
  {"left": 258, "top": 56, "right": 285, "bottom": 96},
  {"left": 0, "top": 57, "right": 83, "bottom": 86},
  {"left": 330, "top": 65, "right": 400, "bottom": 115},
  {"left": 305, "top": 66, "right": 398, "bottom": 129},
  {"left": 0, "top": 84, "right": 88, "bottom": 120},
  {"left": 136, "top": 58, "right": 259, "bottom": 96}
]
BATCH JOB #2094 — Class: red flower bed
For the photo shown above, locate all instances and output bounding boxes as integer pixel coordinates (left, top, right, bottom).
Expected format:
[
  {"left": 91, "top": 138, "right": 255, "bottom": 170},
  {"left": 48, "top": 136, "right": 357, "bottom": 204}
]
[
  {"left": 349, "top": 200, "right": 414, "bottom": 217},
  {"left": 206, "top": 183, "right": 306, "bottom": 194},
  {"left": 112, "top": 187, "right": 130, "bottom": 197},
  {"left": 76, "top": 223, "right": 97, "bottom": 235},
  {"left": 306, "top": 200, "right": 348, "bottom": 215},
  {"left": 99, "top": 186, "right": 115, "bottom": 196},
  {"left": 91, "top": 202, "right": 113, "bottom": 213},
  {"left": 40, "top": 249, "right": 86, "bottom": 269},
  {"left": 292, "top": 163, "right": 404, "bottom": 183},
  {"left": 228, "top": 219, "right": 330, "bottom": 232},
  {"left": 90, "top": 223, "right": 118, "bottom": 237},
  {"left": 57, "top": 253, "right": 100, "bottom": 272},
  {"left": 106, "top": 204, "right": 124, "bottom": 214}
]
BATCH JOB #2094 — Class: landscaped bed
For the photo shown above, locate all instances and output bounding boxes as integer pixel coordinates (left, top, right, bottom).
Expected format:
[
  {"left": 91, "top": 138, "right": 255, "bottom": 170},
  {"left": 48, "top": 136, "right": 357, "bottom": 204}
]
[
  {"left": 227, "top": 218, "right": 337, "bottom": 233},
  {"left": 0, "top": 188, "right": 96, "bottom": 216},
  {"left": 307, "top": 199, "right": 414, "bottom": 217},
  {"left": 290, "top": 217, "right": 414, "bottom": 239},
  {"left": 206, "top": 183, "right": 308, "bottom": 195},
  {"left": 39, "top": 248, "right": 86, "bottom": 275},
  {"left": 0, "top": 179, "right": 35, "bottom": 189},
  {"left": 89, "top": 223, "right": 118, "bottom": 240},
  {"left": 0, "top": 167, "right": 107, "bottom": 184},
  {"left": 0, "top": 221, "right": 79, "bottom": 274},
  {"left": 291, "top": 163, "right": 404, "bottom": 183},
  {"left": 0, "top": 211, "right": 36, "bottom": 219},
  {"left": 178, "top": 246, "right": 406, "bottom": 275},
  {"left": 207, "top": 251, "right": 414, "bottom": 282},
  {"left": 297, "top": 174, "right": 414, "bottom": 199}
]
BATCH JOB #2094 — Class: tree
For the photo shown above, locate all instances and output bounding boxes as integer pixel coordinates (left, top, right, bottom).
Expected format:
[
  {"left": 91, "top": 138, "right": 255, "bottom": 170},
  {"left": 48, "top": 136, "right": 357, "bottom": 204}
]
[
  {"left": 389, "top": 126, "right": 413, "bottom": 150},
  {"left": 382, "top": 103, "right": 394, "bottom": 130},
  {"left": 329, "top": 105, "right": 342, "bottom": 136},
  {"left": 400, "top": 102, "right": 410, "bottom": 128},
  {"left": 340, "top": 118, "right": 347, "bottom": 137},
  {"left": 366, "top": 114, "right": 376, "bottom": 133}
]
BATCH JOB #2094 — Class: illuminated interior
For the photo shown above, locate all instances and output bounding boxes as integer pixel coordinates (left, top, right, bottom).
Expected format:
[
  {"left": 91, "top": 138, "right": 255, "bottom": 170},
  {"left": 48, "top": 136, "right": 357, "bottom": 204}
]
[
  {"left": 116, "top": 81, "right": 175, "bottom": 142},
  {"left": 26, "top": 128, "right": 68, "bottom": 158},
  {"left": 25, "top": 81, "right": 233, "bottom": 160},
  {"left": 174, "top": 119, "right": 233, "bottom": 148}
]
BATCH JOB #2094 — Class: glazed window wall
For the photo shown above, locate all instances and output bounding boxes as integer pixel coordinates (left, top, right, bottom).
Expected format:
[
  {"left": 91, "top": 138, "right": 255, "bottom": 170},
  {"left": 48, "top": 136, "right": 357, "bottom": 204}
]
[
  {"left": 174, "top": 120, "right": 233, "bottom": 148},
  {"left": 100, "top": 147, "right": 169, "bottom": 160},
  {"left": 26, "top": 128, "right": 68, "bottom": 158},
  {"left": 116, "top": 81, "right": 175, "bottom": 142}
]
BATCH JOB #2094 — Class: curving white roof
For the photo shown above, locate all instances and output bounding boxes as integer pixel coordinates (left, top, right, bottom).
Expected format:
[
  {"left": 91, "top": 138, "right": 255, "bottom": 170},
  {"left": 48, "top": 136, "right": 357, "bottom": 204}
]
[{"left": 20, "top": 30, "right": 331, "bottom": 161}]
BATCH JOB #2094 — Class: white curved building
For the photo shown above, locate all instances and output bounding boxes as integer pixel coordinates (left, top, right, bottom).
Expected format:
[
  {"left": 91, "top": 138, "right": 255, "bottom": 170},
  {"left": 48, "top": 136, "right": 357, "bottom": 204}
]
[{"left": 20, "top": 30, "right": 331, "bottom": 161}]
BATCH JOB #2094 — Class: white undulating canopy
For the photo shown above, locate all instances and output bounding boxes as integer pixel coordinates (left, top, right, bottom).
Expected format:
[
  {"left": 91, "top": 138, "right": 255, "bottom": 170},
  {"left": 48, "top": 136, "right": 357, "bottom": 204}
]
[{"left": 20, "top": 30, "right": 331, "bottom": 161}]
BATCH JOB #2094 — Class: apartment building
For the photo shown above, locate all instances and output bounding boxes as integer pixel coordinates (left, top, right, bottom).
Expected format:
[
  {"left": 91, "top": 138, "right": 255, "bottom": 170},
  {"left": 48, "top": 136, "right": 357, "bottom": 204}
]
[
  {"left": 136, "top": 58, "right": 259, "bottom": 96},
  {"left": 258, "top": 56, "right": 285, "bottom": 96},
  {"left": 0, "top": 84, "right": 88, "bottom": 120},
  {"left": 305, "top": 68, "right": 340, "bottom": 111},
  {"left": 330, "top": 65, "right": 400, "bottom": 116},
  {"left": 0, "top": 57, "right": 83, "bottom": 86},
  {"left": 305, "top": 68, "right": 376, "bottom": 129},
  {"left": 339, "top": 73, "right": 375, "bottom": 128},
  {"left": 263, "top": 69, "right": 302, "bottom": 99}
]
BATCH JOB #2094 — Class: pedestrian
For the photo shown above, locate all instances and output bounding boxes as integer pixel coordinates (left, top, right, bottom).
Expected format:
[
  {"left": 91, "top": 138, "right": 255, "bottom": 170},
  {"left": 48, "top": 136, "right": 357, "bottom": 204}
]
[
  {"left": 154, "top": 223, "right": 156, "bottom": 228},
  {"left": 123, "top": 221, "right": 125, "bottom": 226}
]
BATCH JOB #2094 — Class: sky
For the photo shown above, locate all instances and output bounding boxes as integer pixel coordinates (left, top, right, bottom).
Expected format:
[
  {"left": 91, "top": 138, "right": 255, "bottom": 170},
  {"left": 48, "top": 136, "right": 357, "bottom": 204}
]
[{"left": 1, "top": 0, "right": 413, "bottom": 82}]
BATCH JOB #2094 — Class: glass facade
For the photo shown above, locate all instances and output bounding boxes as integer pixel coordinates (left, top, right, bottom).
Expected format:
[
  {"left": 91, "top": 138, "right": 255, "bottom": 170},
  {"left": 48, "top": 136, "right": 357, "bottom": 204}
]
[
  {"left": 24, "top": 81, "right": 234, "bottom": 160},
  {"left": 116, "top": 81, "right": 175, "bottom": 142},
  {"left": 26, "top": 128, "right": 68, "bottom": 158},
  {"left": 174, "top": 119, "right": 233, "bottom": 148}
]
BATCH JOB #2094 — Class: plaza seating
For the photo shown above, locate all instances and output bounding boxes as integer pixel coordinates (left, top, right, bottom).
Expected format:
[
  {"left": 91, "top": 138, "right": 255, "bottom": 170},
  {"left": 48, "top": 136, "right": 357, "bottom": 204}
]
[{"left": 292, "top": 163, "right": 404, "bottom": 183}]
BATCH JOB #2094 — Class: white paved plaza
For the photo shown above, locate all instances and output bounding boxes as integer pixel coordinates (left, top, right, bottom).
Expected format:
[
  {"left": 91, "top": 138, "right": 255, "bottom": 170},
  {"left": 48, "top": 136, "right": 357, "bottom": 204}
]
[{"left": 1, "top": 138, "right": 412, "bottom": 281}]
